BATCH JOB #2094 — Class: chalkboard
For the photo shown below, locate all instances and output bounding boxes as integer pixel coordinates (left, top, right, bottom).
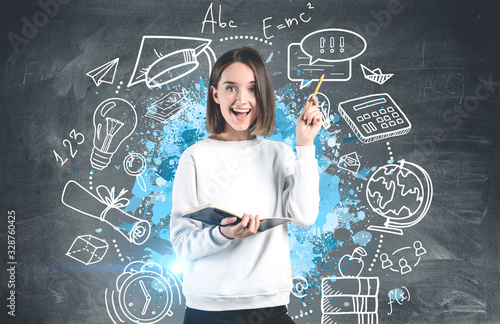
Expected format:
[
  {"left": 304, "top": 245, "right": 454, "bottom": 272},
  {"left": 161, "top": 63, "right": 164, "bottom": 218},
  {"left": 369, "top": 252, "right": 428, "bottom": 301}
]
[{"left": 1, "top": 0, "right": 500, "bottom": 323}]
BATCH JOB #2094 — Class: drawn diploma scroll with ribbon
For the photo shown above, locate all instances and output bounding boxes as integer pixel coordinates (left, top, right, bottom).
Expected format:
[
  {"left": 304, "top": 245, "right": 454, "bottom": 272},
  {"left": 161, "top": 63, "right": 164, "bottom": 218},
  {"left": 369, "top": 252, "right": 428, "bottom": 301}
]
[{"left": 61, "top": 180, "right": 150, "bottom": 245}]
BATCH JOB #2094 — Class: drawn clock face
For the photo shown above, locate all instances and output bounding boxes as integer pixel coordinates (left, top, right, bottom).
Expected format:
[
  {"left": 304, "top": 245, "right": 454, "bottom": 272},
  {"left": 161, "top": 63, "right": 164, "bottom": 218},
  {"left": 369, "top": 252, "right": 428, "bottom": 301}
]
[{"left": 118, "top": 270, "right": 173, "bottom": 323}]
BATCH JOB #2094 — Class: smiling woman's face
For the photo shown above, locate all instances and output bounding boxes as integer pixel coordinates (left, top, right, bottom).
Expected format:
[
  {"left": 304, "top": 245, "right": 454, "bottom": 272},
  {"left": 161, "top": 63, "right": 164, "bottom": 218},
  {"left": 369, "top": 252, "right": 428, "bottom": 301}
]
[{"left": 210, "top": 62, "right": 259, "bottom": 140}]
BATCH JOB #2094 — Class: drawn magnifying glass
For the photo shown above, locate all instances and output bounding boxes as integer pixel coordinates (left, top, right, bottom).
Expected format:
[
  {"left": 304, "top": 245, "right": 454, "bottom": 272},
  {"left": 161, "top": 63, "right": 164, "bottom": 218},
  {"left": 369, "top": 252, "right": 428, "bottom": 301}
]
[{"left": 123, "top": 153, "right": 147, "bottom": 191}]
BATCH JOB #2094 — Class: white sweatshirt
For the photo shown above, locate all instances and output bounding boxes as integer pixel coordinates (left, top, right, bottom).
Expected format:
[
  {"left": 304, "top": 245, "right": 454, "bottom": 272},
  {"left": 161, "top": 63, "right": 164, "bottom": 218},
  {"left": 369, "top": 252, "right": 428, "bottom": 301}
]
[{"left": 170, "top": 136, "right": 320, "bottom": 311}]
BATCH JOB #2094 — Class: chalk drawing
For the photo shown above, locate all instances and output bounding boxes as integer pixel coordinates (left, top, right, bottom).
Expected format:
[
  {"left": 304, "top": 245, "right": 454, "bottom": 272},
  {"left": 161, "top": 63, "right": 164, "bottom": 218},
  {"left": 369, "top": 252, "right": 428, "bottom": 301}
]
[
  {"left": 91, "top": 98, "right": 137, "bottom": 171},
  {"left": 321, "top": 276, "right": 379, "bottom": 324},
  {"left": 339, "top": 247, "right": 367, "bottom": 277},
  {"left": 338, "top": 151, "right": 361, "bottom": 175},
  {"left": 387, "top": 286, "right": 410, "bottom": 315},
  {"left": 127, "top": 36, "right": 216, "bottom": 89},
  {"left": 291, "top": 275, "right": 309, "bottom": 298},
  {"left": 61, "top": 181, "right": 150, "bottom": 245},
  {"left": 360, "top": 64, "right": 393, "bottom": 85},
  {"left": 366, "top": 160, "right": 433, "bottom": 236},
  {"left": 66, "top": 235, "right": 109, "bottom": 265},
  {"left": 86, "top": 58, "right": 119, "bottom": 86},
  {"left": 288, "top": 28, "right": 367, "bottom": 88},
  {"left": 379, "top": 241, "right": 427, "bottom": 274},
  {"left": 338, "top": 93, "right": 411, "bottom": 144},
  {"left": 123, "top": 153, "right": 147, "bottom": 192},
  {"left": 105, "top": 261, "right": 183, "bottom": 323},
  {"left": 145, "top": 89, "right": 192, "bottom": 123}
]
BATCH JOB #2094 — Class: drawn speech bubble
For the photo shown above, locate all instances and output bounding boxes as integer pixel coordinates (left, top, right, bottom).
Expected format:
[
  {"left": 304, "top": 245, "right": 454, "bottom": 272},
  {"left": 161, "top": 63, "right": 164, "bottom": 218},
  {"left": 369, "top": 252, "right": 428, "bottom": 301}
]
[{"left": 300, "top": 28, "right": 367, "bottom": 65}]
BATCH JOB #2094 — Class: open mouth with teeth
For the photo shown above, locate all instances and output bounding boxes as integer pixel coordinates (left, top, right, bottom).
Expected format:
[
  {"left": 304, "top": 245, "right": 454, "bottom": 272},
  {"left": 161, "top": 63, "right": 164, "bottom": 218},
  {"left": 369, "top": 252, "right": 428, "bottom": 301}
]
[{"left": 231, "top": 108, "right": 251, "bottom": 120}]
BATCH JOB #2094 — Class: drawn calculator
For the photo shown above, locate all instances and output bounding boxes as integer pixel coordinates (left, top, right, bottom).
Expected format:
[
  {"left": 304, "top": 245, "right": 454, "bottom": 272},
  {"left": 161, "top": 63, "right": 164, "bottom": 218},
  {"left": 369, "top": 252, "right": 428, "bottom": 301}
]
[{"left": 338, "top": 93, "right": 412, "bottom": 143}]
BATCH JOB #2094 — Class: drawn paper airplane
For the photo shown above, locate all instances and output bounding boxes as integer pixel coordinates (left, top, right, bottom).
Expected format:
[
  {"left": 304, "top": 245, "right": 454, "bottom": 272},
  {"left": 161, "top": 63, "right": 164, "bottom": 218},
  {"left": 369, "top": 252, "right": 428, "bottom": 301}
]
[
  {"left": 86, "top": 58, "right": 119, "bottom": 86},
  {"left": 338, "top": 151, "right": 361, "bottom": 174},
  {"left": 361, "top": 64, "right": 393, "bottom": 85},
  {"left": 146, "top": 89, "right": 192, "bottom": 123}
]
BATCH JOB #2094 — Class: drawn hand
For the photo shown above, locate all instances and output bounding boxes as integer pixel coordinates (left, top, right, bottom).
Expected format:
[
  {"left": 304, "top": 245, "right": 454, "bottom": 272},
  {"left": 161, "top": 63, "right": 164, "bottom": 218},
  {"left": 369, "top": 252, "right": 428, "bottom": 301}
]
[
  {"left": 219, "top": 214, "right": 266, "bottom": 239},
  {"left": 296, "top": 95, "right": 322, "bottom": 146}
]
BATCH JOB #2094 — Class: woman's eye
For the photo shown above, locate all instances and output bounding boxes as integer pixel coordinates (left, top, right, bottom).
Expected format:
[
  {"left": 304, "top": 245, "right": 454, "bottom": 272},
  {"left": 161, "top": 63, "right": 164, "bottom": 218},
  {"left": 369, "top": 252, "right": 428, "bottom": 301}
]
[
  {"left": 249, "top": 87, "right": 256, "bottom": 92},
  {"left": 226, "top": 86, "right": 236, "bottom": 92}
]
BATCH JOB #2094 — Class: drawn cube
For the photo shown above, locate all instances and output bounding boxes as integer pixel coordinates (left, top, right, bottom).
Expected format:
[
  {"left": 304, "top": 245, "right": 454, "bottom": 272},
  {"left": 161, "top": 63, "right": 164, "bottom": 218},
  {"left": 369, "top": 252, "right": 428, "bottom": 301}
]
[{"left": 66, "top": 235, "right": 109, "bottom": 265}]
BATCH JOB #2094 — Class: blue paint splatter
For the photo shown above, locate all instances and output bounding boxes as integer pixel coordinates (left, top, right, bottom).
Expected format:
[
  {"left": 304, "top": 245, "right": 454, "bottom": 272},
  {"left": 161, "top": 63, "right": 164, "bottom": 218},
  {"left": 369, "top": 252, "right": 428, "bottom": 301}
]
[
  {"left": 352, "top": 231, "right": 372, "bottom": 246},
  {"left": 266, "top": 52, "right": 273, "bottom": 63},
  {"left": 388, "top": 288, "right": 405, "bottom": 301},
  {"left": 145, "top": 141, "right": 155, "bottom": 150},
  {"left": 343, "top": 136, "right": 358, "bottom": 143}
]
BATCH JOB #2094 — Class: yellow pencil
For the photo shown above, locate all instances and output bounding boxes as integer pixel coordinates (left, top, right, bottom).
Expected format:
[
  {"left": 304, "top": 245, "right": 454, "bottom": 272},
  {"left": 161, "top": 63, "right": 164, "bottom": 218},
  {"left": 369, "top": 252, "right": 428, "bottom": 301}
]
[{"left": 307, "top": 74, "right": 325, "bottom": 109}]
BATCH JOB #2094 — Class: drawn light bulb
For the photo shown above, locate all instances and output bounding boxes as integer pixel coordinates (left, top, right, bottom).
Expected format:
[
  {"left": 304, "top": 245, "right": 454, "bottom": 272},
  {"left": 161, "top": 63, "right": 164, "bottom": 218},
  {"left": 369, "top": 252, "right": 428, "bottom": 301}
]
[
  {"left": 308, "top": 92, "right": 331, "bottom": 129},
  {"left": 91, "top": 98, "right": 137, "bottom": 170},
  {"left": 319, "top": 100, "right": 331, "bottom": 129}
]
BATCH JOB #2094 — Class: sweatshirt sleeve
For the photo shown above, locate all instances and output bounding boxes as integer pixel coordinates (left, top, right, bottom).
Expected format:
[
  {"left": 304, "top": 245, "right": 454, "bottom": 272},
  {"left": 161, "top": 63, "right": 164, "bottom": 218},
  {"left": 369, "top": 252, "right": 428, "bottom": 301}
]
[
  {"left": 282, "top": 145, "right": 320, "bottom": 227},
  {"left": 170, "top": 151, "right": 232, "bottom": 261}
]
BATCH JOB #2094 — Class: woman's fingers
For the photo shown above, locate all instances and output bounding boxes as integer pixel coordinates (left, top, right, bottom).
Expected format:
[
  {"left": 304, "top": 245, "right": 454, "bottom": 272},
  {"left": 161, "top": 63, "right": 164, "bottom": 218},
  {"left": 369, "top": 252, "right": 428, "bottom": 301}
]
[
  {"left": 239, "top": 214, "right": 260, "bottom": 237},
  {"left": 242, "top": 214, "right": 256, "bottom": 235},
  {"left": 301, "top": 95, "right": 319, "bottom": 120},
  {"left": 307, "top": 108, "right": 323, "bottom": 126},
  {"left": 302, "top": 96, "right": 318, "bottom": 120},
  {"left": 220, "top": 213, "right": 264, "bottom": 239},
  {"left": 249, "top": 215, "right": 259, "bottom": 234},
  {"left": 220, "top": 216, "right": 237, "bottom": 226},
  {"left": 303, "top": 101, "right": 322, "bottom": 124}
]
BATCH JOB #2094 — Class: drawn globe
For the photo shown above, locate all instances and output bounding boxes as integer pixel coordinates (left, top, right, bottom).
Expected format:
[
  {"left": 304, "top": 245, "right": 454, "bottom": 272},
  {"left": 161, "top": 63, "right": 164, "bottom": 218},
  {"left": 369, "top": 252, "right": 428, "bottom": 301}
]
[{"left": 366, "top": 160, "right": 432, "bottom": 225}]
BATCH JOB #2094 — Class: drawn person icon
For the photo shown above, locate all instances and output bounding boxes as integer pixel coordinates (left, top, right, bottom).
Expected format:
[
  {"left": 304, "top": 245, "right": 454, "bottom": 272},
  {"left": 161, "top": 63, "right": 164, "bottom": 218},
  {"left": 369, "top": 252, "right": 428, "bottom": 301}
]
[
  {"left": 414, "top": 240, "right": 427, "bottom": 257},
  {"left": 380, "top": 253, "right": 393, "bottom": 269},
  {"left": 399, "top": 258, "right": 412, "bottom": 274}
]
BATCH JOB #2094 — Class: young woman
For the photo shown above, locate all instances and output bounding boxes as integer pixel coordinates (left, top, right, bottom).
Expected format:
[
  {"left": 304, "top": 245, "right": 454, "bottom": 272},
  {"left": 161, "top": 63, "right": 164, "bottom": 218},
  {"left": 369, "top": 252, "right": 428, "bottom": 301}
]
[{"left": 171, "top": 47, "right": 322, "bottom": 324}]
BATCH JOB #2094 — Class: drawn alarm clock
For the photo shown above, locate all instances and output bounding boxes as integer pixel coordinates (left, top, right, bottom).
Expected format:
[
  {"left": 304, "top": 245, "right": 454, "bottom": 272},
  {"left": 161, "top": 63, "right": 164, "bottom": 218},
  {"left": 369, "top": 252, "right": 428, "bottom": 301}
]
[{"left": 107, "top": 261, "right": 177, "bottom": 324}]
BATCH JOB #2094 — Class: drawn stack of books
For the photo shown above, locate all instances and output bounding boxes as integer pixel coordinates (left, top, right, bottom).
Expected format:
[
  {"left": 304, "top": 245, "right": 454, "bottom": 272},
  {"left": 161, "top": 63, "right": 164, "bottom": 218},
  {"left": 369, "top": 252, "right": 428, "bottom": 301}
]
[
  {"left": 321, "top": 276, "right": 379, "bottom": 324},
  {"left": 145, "top": 89, "right": 192, "bottom": 123}
]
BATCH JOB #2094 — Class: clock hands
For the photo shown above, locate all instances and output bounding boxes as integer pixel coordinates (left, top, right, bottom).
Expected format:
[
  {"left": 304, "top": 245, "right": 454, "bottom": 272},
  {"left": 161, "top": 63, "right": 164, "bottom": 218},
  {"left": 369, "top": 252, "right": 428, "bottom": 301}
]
[{"left": 139, "top": 280, "right": 151, "bottom": 315}]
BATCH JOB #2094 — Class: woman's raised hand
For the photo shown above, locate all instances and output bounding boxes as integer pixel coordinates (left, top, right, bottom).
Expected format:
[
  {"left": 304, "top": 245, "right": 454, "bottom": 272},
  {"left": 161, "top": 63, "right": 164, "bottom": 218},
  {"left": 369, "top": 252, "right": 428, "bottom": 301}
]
[{"left": 296, "top": 95, "right": 323, "bottom": 146}]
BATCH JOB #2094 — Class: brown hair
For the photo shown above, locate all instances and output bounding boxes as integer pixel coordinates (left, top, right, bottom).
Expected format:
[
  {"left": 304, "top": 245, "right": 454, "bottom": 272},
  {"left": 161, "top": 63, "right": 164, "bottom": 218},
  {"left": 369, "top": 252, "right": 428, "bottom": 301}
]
[{"left": 206, "top": 47, "right": 275, "bottom": 136}]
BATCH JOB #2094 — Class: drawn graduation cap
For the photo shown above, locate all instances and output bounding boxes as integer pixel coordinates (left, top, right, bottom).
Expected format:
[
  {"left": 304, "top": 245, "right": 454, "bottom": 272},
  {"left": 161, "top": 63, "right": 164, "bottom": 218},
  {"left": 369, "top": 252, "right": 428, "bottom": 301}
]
[
  {"left": 145, "top": 89, "right": 192, "bottom": 123},
  {"left": 360, "top": 64, "right": 393, "bottom": 85},
  {"left": 127, "top": 36, "right": 214, "bottom": 89},
  {"left": 86, "top": 58, "right": 119, "bottom": 86}
]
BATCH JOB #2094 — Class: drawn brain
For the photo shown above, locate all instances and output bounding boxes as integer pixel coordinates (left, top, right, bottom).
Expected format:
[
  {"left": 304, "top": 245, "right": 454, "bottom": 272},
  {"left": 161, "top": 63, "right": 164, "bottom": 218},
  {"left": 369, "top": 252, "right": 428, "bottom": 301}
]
[{"left": 366, "top": 162, "right": 427, "bottom": 220}]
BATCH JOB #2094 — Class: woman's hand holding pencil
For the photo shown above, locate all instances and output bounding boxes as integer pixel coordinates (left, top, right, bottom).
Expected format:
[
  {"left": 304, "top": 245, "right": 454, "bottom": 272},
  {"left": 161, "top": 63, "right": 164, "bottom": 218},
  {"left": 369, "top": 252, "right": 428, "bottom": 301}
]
[{"left": 296, "top": 75, "right": 324, "bottom": 146}]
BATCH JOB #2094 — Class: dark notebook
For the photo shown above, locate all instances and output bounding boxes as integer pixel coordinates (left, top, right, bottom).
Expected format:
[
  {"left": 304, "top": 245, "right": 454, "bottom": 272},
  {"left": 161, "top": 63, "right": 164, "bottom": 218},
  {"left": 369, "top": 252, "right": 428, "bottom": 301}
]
[{"left": 182, "top": 204, "right": 293, "bottom": 232}]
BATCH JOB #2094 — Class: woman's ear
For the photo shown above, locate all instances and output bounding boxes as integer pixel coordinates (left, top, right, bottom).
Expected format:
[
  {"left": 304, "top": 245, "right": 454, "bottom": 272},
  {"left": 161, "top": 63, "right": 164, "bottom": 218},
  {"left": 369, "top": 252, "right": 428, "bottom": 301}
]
[{"left": 210, "top": 86, "right": 220, "bottom": 104}]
